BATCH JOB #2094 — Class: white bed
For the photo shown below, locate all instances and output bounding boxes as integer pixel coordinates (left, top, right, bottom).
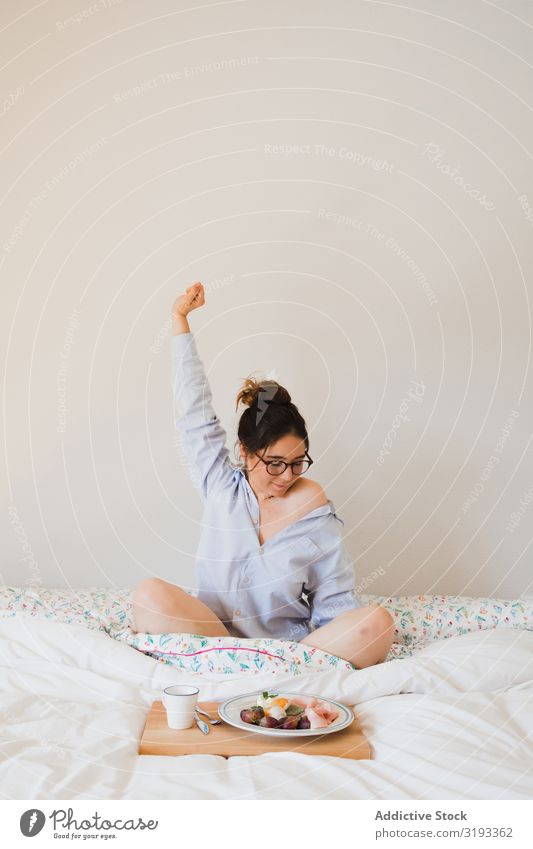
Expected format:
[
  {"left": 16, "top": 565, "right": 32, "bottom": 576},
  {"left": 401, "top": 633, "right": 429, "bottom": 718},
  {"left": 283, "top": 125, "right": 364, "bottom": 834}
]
[{"left": 0, "top": 587, "right": 532, "bottom": 800}]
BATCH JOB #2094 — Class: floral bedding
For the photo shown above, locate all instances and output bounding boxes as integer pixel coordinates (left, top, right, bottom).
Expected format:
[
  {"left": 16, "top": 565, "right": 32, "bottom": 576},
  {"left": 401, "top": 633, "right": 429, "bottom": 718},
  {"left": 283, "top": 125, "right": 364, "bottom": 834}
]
[{"left": 1, "top": 585, "right": 531, "bottom": 678}]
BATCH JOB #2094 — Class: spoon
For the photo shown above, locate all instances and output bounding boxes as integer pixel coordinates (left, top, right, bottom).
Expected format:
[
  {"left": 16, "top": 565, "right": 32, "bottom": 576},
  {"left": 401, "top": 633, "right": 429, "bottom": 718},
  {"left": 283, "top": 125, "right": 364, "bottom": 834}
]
[{"left": 196, "top": 706, "right": 222, "bottom": 725}]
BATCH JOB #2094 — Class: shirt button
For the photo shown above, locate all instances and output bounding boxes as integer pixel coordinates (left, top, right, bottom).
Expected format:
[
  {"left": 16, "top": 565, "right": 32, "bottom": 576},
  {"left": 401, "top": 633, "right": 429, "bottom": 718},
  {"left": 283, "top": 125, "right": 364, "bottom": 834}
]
[
  {"left": 234, "top": 609, "right": 241, "bottom": 617},
  {"left": 242, "top": 576, "right": 250, "bottom": 584}
]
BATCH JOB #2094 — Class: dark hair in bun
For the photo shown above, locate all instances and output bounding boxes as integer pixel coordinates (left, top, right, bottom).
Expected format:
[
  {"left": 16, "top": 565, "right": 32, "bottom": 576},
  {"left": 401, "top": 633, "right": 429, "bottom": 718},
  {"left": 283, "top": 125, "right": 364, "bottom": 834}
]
[{"left": 235, "top": 376, "right": 309, "bottom": 458}]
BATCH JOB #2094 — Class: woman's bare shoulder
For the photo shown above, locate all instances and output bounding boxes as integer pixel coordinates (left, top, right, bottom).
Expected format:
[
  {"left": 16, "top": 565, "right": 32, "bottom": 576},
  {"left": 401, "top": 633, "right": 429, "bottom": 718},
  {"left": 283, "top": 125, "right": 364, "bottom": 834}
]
[{"left": 288, "top": 477, "right": 328, "bottom": 512}]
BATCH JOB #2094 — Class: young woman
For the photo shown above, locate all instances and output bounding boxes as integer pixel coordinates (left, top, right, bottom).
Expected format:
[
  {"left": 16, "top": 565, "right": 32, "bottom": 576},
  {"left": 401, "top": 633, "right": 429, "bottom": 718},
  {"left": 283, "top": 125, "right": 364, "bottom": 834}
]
[{"left": 132, "top": 282, "right": 394, "bottom": 668}]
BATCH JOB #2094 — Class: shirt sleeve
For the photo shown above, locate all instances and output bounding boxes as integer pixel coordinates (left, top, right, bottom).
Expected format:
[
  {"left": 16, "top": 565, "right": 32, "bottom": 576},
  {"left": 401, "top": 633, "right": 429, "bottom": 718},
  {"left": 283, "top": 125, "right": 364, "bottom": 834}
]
[
  {"left": 303, "top": 512, "right": 361, "bottom": 630},
  {"left": 171, "top": 331, "right": 235, "bottom": 502}
]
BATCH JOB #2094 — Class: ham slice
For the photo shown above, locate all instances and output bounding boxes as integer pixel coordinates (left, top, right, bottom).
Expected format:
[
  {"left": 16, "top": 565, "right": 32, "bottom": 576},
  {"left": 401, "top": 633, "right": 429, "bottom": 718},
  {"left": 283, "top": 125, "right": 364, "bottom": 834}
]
[
  {"left": 303, "top": 700, "right": 340, "bottom": 728},
  {"left": 305, "top": 706, "right": 330, "bottom": 729},
  {"left": 316, "top": 701, "right": 339, "bottom": 723},
  {"left": 280, "top": 695, "right": 340, "bottom": 728}
]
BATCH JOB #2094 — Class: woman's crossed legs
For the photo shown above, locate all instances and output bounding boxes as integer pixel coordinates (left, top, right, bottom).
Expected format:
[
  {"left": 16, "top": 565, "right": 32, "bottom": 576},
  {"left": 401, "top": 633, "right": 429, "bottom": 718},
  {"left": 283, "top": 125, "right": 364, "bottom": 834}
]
[
  {"left": 298, "top": 603, "right": 395, "bottom": 668},
  {"left": 131, "top": 579, "right": 394, "bottom": 668},
  {"left": 132, "top": 578, "right": 232, "bottom": 637}
]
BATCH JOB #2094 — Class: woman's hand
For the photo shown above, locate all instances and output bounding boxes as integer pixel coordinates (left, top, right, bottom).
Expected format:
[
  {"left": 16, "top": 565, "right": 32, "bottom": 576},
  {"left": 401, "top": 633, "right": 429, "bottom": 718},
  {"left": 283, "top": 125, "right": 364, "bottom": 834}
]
[
  {"left": 171, "top": 282, "right": 205, "bottom": 335},
  {"left": 172, "top": 282, "right": 205, "bottom": 318}
]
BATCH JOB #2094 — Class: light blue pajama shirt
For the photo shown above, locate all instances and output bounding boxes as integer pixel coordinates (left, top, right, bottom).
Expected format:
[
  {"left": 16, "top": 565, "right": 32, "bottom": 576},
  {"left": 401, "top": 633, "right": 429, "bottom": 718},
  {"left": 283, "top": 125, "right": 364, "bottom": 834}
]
[{"left": 171, "top": 331, "right": 362, "bottom": 640}]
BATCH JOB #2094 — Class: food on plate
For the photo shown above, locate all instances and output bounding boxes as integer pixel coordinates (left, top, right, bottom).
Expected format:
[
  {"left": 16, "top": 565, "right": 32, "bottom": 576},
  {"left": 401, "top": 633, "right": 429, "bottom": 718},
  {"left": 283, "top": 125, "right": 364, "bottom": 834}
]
[
  {"left": 258, "top": 716, "right": 278, "bottom": 728},
  {"left": 239, "top": 707, "right": 264, "bottom": 725},
  {"left": 239, "top": 692, "right": 339, "bottom": 730}
]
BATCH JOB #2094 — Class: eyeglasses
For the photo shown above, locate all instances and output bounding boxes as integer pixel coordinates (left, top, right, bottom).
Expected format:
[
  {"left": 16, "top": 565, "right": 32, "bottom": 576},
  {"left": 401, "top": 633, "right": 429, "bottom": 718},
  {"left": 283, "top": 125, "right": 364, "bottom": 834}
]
[{"left": 252, "top": 450, "right": 313, "bottom": 476}]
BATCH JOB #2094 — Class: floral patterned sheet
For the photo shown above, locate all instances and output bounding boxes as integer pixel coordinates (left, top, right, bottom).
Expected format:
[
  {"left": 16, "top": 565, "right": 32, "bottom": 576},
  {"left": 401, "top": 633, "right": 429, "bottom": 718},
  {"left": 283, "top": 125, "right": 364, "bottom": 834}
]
[{"left": 0, "top": 585, "right": 531, "bottom": 679}]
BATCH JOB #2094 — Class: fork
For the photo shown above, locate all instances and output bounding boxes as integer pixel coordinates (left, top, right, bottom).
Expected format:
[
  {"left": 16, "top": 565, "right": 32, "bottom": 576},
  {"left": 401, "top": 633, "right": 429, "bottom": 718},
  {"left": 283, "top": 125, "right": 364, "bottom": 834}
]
[{"left": 193, "top": 711, "right": 210, "bottom": 735}]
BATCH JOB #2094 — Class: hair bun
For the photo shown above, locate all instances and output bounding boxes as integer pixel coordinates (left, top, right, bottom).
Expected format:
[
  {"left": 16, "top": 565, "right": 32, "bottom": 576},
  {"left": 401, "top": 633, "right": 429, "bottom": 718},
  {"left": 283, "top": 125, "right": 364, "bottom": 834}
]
[{"left": 235, "top": 376, "right": 291, "bottom": 410}]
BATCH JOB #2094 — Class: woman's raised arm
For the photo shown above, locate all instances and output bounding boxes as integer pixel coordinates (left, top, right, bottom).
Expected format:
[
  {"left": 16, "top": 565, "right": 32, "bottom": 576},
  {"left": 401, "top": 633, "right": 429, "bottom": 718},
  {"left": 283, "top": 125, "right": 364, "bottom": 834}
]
[{"left": 170, "top": 282, "right": 235, "bottom": 502}]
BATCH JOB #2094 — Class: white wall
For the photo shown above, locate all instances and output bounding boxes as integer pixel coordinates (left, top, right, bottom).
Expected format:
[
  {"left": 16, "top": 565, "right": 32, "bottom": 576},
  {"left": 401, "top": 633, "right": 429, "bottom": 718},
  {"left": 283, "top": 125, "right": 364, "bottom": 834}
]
[{"left": 2, "top": 0, "right": 533, "bottom": 600}]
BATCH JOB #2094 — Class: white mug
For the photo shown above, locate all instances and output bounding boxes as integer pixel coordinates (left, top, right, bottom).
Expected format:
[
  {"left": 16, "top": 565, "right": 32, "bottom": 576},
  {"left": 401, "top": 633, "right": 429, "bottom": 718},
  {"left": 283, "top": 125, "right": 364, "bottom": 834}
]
[{"left": 162, "top": 684, "right": 199, "bottom": 729}]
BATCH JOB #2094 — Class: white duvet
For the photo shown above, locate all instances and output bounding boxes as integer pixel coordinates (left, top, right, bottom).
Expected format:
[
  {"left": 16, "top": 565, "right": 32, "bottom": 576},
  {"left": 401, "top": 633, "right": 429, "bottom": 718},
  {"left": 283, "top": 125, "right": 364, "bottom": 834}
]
[{"left": 0, "top": 616, "right": 532, "bottom": 799}]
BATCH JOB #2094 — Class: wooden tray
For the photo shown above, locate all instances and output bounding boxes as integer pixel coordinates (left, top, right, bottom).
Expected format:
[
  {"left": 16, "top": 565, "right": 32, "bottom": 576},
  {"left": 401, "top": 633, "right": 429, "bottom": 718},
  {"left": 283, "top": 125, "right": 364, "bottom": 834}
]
[{"left": 139, "top": 700, "right": 372, "bottom": 760}]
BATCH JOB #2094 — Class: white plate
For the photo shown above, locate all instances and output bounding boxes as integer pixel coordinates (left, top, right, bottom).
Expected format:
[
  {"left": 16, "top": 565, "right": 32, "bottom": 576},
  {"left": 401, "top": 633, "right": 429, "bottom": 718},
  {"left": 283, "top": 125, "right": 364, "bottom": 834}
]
[{"left": 217, "top": 691, "right": 354, "bottom": 738}]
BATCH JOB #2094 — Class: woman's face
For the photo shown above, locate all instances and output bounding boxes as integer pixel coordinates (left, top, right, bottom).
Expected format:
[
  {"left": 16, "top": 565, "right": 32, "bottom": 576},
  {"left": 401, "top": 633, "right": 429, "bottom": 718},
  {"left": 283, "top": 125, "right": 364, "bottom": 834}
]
[{"left": 239, "top": 434, "right": 308, "bottom": 498}]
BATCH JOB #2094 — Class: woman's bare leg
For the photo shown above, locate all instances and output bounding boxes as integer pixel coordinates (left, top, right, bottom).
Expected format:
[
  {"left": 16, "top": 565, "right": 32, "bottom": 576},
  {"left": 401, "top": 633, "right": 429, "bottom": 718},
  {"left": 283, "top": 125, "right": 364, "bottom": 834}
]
[
  {"left": 299, "top": 603, "right": 395, "bottom": 668},
  {"left": 132, "top": 577, "right": 231, "bottom": 637}
]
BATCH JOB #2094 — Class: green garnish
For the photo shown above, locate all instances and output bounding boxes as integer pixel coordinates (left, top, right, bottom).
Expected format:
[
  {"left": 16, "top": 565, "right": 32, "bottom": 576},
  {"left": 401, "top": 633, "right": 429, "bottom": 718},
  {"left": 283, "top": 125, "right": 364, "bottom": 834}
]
[{"left": 262, "top": 691, "right": 278, "bottom": 699}]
